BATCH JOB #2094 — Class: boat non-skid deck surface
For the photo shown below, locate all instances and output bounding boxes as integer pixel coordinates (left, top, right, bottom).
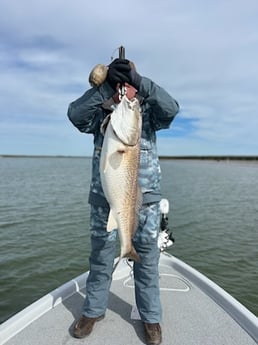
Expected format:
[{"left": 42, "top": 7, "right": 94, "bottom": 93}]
[{"left": 2, "top": 254, "right": 258, "bottom": 345}]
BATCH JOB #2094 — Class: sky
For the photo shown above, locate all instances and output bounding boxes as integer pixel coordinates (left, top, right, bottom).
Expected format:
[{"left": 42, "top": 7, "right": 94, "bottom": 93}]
[{"left": 1, "top": 0, "right": 258, "bottom": 156}]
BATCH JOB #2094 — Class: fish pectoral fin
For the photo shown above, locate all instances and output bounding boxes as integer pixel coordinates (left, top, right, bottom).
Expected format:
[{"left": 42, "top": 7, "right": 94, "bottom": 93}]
[{"left": 106, "top": 209, "right": 118, "bottom": 232}]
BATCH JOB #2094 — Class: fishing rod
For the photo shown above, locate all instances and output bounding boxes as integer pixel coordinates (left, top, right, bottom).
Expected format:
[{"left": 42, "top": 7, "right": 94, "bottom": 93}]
[
  {"left": 118, "top": 45, "right": 126, "bottom": 97},
  {"left": 89, "top": 45, "right": 125, "bottom": 88},
  {"left": 119, "top": 46, "right": 125, "bottom": 59}
]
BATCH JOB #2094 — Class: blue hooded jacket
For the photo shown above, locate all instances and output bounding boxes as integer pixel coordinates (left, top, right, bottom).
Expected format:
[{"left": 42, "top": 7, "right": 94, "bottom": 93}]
[{"left": 67, "top": 77, "right": 179, "bottom": 207}]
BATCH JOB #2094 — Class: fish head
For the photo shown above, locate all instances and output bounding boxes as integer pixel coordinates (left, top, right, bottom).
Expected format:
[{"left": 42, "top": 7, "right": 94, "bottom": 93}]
[{"left": 110, "top": 96, "right": 141, "bottom": 146}]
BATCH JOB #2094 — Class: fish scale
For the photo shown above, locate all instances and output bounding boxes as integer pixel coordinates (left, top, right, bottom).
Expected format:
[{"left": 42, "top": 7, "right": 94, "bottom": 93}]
[{"left": 100, "top": 96, "right": 142, "bottom": 267}]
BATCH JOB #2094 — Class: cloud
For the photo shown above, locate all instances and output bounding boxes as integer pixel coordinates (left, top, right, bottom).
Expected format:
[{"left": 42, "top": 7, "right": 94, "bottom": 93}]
[{"left": 0, "top": 0, "right": 258, "bottom": 155}]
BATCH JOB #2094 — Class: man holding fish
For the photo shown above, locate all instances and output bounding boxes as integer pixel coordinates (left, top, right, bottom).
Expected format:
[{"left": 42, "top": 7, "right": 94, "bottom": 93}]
[{"left": 67, "top": 54, "right": 179, "bottom": 345}]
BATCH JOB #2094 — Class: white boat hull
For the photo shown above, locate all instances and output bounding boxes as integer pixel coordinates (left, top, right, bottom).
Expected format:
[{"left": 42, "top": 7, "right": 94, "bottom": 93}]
[{"left": 0, "top": 252, "right": 258, "bottom": 345}]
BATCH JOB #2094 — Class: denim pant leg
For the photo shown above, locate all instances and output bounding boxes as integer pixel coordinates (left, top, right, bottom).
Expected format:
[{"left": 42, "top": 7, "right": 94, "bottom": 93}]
[
  {"left": 133, "top": 202, "right": 162, "bottom": 323},
  {"left": 83, "top": 205, "right": 117, "bottom": 317}
]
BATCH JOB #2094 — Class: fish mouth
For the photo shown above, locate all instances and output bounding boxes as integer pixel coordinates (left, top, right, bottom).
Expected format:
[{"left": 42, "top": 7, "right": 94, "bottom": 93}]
[{"left": 110, "top": 97, "right": 142, "bottom": 146}]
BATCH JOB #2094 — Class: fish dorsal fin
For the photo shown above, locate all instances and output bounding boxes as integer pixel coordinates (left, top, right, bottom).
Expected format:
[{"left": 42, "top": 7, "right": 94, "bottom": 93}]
[{"left": 106, "top": 209, "right": 118, "bottom": 232}]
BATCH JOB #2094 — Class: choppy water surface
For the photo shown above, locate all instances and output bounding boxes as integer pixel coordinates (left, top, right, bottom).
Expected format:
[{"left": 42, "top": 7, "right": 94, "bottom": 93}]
[{"left": 0, "top": 157, "right": 257, "bottom": 323}]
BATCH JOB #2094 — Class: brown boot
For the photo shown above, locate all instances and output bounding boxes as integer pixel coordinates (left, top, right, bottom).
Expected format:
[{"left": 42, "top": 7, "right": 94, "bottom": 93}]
[
  {"left": 73, "top": 315, "right": 105, "bottom": 338},
  {"left": 144, "top": 323, "right": 162, "bottom": 345}
]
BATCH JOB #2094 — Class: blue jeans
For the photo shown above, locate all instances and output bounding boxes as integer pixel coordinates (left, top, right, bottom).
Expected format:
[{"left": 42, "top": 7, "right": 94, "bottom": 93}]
[{"left": 83, "top": 203, "right": 161, "bottom": 323}]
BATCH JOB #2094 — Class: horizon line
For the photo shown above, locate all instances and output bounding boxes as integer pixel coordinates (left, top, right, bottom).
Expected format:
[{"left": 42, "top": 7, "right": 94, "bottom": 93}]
[{"left": 1, "top": 154, "right": 258, "bottom": 161}]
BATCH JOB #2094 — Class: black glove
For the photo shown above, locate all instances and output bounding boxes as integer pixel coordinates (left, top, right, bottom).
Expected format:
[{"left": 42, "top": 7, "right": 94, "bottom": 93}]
[
  {"left": 107, "top": 58, "right": 131, "bottom": 89},
  {"left": 122, "top": 63, "right": 142, "bottom": 90},
  {"left": 107, "top": 58, "right": 142, "bottom": 90}
]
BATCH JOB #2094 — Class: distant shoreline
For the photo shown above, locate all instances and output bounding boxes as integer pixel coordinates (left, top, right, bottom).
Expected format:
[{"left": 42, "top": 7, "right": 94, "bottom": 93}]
[
  {"left": 1, "top": 154, "right": 258, "bottom": 161},
  {"left": 159, "top": 155, "right": 258, "bottom": 161},
  {"left": 0, "top": 155, "right": 86, "bottom": 159}
]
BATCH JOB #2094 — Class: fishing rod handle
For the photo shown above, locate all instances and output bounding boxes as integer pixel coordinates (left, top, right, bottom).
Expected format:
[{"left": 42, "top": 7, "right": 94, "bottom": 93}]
[{"left": 119, "top": 46, "right": 125, "bottom": 59}]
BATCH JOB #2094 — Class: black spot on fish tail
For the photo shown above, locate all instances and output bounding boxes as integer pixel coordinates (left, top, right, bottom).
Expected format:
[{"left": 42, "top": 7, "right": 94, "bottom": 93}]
[
  {"left": 128, "top": 245, "right": 141, "bottom": 263},
  {"left": 112, "top": 245, "right": 141, "bottom": 274}
]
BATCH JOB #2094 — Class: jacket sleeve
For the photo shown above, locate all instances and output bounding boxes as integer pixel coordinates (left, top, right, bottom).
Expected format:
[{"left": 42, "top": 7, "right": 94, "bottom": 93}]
[
  {"left": 138, "top": 77, "right": 180, "bottom": 130},
  {"left": 67, "top": 82, "right": 115, "bottom": 134}
]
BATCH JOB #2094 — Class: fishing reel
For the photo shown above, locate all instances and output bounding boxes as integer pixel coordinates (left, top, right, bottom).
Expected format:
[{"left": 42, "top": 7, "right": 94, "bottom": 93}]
[{"left": 158, "top": 199, "right": 175, "bottom": 252}]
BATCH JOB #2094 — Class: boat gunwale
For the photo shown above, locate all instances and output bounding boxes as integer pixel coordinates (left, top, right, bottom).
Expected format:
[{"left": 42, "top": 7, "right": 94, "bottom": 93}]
[
  {"left": 0, "top": 272, "right": 88, "bottom": 345},
  {"left": 161, "top": 252, "right": 258, "bottom": 342},
  {"left": 0, "top": 253, "right": 258, "bottom": 344}
]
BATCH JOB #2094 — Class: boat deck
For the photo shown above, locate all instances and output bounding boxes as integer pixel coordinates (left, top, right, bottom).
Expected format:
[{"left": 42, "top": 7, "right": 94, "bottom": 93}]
[{"left": 1, "top": 253, "right": 258, "bottom": 345}]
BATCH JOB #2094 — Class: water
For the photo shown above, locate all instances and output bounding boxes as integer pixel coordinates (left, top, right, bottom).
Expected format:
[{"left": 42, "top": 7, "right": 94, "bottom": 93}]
[{"left": 0, "top": 157, "right": 257, "bottom": 324}]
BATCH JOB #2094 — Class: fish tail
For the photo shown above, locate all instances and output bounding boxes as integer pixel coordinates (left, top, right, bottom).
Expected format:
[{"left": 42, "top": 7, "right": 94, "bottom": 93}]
[
  {"left": 128, "top": 244, "right": 141, "bottom": 263},
  {"left": 112, "top": 245, "right": 141, "bottom": 274},
  {"left": 112, "top": 259, "right": 121, "bottom": 274}
]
